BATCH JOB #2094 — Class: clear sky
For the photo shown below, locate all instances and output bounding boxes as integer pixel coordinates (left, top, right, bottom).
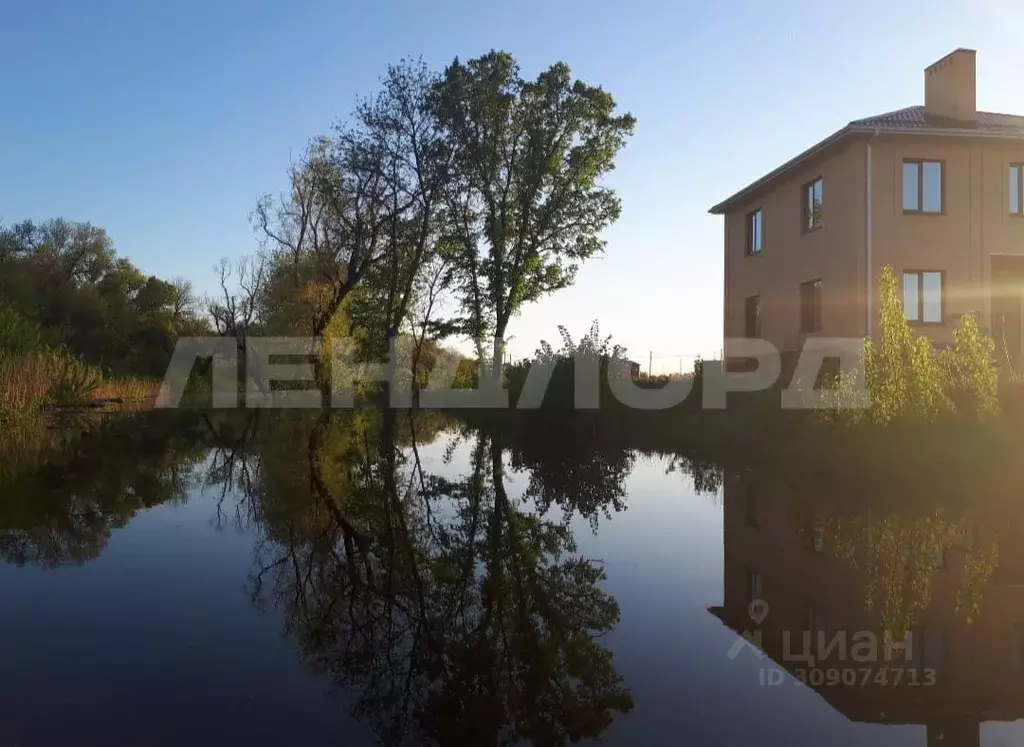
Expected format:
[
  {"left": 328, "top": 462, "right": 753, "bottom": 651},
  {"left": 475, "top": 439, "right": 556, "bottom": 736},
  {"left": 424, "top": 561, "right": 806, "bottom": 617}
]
[{"left": 2, "top": 0, "right": 1021, "bottom": 373}]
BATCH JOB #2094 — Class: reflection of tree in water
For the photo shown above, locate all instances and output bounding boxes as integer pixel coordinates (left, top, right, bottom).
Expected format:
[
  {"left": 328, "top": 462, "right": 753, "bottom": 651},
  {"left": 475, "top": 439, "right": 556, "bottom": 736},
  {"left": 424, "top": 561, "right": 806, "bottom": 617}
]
[
  {"left": 0, "top": 420, "right": 207, "bottom": 568},
  {"left": 821, "top": 510, "right": 1000, "bottom": 638},
  {"left": 664, "top": 454, "right": 723, "bottom": 496},
  {"left": 508, "top": 430, "right": 635, "bottom": 530},
  {"left": 241, "top": 410, "right": 634, "bottom": 745}
]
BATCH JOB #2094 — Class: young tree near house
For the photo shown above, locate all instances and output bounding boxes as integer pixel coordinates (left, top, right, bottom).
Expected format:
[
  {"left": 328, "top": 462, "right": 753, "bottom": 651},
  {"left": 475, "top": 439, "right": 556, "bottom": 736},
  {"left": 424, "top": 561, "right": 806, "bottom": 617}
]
[{"left": 430, "top": 51, "right": 635, "bottom": 377}]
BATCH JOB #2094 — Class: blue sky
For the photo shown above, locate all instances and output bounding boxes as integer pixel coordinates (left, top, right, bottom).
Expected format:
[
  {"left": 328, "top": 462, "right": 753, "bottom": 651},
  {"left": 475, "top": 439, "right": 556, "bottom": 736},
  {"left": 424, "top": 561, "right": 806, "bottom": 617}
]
[{"left": 2, "top": 0, "right": 1021, "bottom": 372}]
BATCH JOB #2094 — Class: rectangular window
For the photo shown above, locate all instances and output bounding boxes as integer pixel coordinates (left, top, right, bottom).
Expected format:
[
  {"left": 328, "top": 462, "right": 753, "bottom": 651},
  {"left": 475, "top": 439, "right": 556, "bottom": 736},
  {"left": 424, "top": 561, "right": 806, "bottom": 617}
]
[
  {"left": 745, "top": 570, "right": 763, "bottom": 607},
  {"left": 804, "top": 602, "right": 826, "bottom": 635},
  {"left": 803, "top": 177, "right": 823, "bottom": 232},
  {"left": 744, "top": 295, "right": 761, "bottom": 338},
  {"left": 903, "top": 160, "right": 943, "bottom": 213},
  {"left": 1011, "top": 164, "right": 1023, "bottom": 215},
  {"left": 746, "top": 209, "right": 763, "bottom": 255},
  {"left": 902, "top": 271, "right": 943, "bottom": 323},
  {"left": 800, "top": 279, "right": 822, "bottom": 333}
]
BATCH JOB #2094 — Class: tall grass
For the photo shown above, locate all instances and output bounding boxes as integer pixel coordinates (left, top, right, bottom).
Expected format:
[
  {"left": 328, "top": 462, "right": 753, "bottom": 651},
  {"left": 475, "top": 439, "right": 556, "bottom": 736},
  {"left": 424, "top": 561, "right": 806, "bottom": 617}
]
[
  {"left": 0, "top": 352, "right": 64, "bottom": 415},
  {"left": 0, "top": 348, "right": 159, "bottom": 420}
]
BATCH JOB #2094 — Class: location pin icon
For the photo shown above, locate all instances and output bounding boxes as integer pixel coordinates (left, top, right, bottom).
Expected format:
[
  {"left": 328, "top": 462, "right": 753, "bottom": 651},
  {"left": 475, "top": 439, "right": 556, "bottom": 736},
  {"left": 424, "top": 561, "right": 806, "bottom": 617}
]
[{"left": 748, "top": 599, "right": 769, "bottom": 625}]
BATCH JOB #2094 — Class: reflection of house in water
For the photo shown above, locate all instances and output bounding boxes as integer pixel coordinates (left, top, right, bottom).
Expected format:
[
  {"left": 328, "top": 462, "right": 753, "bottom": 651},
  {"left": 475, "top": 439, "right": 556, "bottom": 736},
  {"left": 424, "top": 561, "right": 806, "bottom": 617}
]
[{"left": 710, "top": 474, "right": 1024, "bottom": 747}]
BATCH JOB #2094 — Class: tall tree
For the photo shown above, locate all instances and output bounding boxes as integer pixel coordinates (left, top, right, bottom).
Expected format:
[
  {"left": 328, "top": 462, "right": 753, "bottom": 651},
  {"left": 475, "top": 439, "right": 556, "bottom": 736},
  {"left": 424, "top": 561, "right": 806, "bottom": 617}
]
[
  {"left": 346, "top": 59, "right": 452, "bottom": 366},
  {"left": 430, "top": 51, "right": 635, "bottom": 375}
]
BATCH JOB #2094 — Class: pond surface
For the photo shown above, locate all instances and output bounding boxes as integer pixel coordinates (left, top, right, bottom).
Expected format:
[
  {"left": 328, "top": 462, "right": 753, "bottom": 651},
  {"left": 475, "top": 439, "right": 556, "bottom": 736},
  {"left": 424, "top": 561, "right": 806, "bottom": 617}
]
[{"left": 0, "top": 410, "right": 1021, "bottom": 746}]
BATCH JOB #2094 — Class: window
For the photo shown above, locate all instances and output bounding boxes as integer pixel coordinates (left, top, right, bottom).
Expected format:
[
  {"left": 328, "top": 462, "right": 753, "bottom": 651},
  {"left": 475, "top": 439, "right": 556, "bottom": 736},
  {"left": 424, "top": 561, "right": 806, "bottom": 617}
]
[
  {"left": 903, "top": 159, "right": 943, "bottom": 213},
  {"left": 745, "top": 570, "right": 763, "bottom": 607},
  {"left": 746, "top": 209, "right": 763, "bottom": 255},
  {"left": 804, "top": 602, "right": 826, "bottom": 635},
  {"left": 800, "top": 279, "right": 822, "bottom": 333},
  {"left": 744, "top": 295, "right": 761, "bottom": 338},
  {"left": 932, "top": 548, "right": 946, "bottom": 570},
  {"left": 803, "top": 177, "right": 823, "bottom": 231},
  {"left": 1011, "top": 164, "right": 1024, "bottom": 216},
  {"left": 902, "top": 271, "right": 944, "bottom": 323}
]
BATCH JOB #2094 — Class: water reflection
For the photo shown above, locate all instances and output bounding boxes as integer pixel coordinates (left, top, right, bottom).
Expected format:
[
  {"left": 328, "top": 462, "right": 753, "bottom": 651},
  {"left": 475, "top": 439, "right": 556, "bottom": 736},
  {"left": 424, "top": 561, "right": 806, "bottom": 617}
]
[
  {"left": 712, "top": 474, "right": 1021, "bottom": 746},
  {"left": 14, "top": 410, "right": 1024, "bottom": 744},
  {"left": 202, "top": 409, "right": 638, "bottom": 744},
  {"left": 0, "top": 416, "right": 206, "bottom": 567}
]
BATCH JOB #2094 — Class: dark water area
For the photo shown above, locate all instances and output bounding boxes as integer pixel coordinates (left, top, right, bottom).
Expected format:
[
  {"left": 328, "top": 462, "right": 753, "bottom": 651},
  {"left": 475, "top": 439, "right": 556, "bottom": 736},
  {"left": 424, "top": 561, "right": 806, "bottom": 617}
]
[{"left": 0, "top": 409, "right": 1021, "bottom": 746}]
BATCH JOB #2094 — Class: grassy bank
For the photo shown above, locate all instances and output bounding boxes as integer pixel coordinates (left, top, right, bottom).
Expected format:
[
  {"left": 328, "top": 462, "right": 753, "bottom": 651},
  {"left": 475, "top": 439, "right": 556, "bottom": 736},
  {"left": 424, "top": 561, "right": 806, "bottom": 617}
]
[{"left": 0, "top": 350, "right": 159, "bottom": 419}]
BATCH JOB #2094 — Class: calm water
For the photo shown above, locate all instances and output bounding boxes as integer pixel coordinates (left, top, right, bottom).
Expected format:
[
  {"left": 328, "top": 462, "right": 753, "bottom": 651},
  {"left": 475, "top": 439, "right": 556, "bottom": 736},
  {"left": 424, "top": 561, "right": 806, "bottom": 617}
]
[{"left": 0, "top": 410, "right": 1020, "bottom": 746}]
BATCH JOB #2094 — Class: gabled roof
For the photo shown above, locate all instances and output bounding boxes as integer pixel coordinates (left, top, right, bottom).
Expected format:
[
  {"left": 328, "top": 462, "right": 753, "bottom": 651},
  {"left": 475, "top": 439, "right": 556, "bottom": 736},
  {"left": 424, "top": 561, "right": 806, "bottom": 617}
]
[
  {"left": 851, "top": 105, "right": 1024, "bottom": 133},
  {"left": 709, "top": 105, "right": 1024, "bottom": 215}
]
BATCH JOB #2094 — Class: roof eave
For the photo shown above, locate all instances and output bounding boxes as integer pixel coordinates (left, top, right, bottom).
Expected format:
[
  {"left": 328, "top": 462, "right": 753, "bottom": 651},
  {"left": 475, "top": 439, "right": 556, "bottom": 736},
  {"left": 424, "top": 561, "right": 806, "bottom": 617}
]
[
  {"left": 709, "top": 122, "right": 1024, "bottom": 215},
  {"left": 708, "top": 125, "right": 868, "bottom": 215}
]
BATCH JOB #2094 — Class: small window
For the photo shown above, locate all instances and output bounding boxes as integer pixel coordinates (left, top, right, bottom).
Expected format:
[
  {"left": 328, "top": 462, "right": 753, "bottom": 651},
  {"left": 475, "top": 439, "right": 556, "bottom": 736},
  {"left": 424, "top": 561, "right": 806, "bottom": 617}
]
[
  {"left": 745, "top": 570, "right": 764, "bottom": 607},
  {"left": 902, "top": 271, "right": 943, "bottom": 323},
  {"left": 932, "top": 548, "right": 946, "bottom": 570},
  {"left": 903, "top": 160, "right": 943, "bottom": 214},
  {"left": 744, "top": 295, "right": 761, "bottom": 338},
  {"left": 804, "top": 602, "right": 826, "bottom": 635},
  {"left": 803, "top": 177, "right": 823, "bottom": 232},
  {"left": 799, "top": 279, "right": 822, "bottom": 333},
  {"left": 746, "top": 209, "right": 763, "bottom": 255},
  {"left": 1011, "top": 164, "right": 1024, "bottom": 216}
]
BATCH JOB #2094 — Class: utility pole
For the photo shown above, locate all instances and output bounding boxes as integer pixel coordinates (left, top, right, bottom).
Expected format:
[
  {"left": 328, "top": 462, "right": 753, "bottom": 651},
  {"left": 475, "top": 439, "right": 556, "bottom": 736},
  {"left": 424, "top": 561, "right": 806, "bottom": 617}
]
[{"left": 648, "top": 351, "right": 653, "bottom": 378}]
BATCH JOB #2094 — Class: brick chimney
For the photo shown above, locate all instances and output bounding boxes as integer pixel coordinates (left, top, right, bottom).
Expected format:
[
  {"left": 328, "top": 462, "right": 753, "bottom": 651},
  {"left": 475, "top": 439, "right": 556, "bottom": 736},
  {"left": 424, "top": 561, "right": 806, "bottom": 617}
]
[{"left": 924, "top": 48, "right": 977, "bottom": 122}]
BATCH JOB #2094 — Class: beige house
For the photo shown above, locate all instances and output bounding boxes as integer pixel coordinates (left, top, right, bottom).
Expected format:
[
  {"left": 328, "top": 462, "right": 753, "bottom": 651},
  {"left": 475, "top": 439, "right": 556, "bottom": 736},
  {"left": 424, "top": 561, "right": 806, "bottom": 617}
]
[{"left": 711, "top": 48, "right": 1024, "bottom": 370}]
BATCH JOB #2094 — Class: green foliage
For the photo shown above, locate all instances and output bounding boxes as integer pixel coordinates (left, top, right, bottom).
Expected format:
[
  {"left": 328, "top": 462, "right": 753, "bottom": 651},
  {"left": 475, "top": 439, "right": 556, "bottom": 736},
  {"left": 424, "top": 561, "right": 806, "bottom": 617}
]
[
  {"left": 45, "top": 349, "right": 102, "bottom": 406},
  {"left": 862, "top": 266, "right": 951, "bottom": 424},
  {"left": 505, "top": 320, "right": 629, "bottom": 408},
  {"left": 0, "top": 218, "right": 208, "bottom": 378},
  {"left": 0, "top": 301, "right": 42, "bottom": 355},
  {"left": 826, "top": 509, "right": 999, "bottom": 637},
  {"left": 432, "top": 52, "right": 635, "bottom": 370},
  {"left": 451, "top": 357, "right": 479, "bottom": 389},
  {"left": 823, "top": 266, "right": 999, "bottom": 425},
  {"left": 938, "top": 311, "right": 1000, "bottom": 420}
]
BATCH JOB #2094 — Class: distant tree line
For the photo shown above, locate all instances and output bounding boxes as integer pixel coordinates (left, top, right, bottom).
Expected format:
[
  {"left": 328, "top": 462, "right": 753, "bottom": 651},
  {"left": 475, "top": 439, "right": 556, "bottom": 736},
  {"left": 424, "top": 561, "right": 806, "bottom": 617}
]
[{"left": 0, "top": 218, "right": 207, "bottom": 376}]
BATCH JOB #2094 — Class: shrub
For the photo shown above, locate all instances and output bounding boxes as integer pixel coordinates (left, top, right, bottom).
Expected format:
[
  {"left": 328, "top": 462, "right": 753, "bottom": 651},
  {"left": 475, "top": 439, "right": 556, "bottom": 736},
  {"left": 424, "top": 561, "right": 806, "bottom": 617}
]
[
  {"left": 45, "top": 349, "right": 102, "bottom": 406},
  {"left": 938, "top": 312, "right": 999, "bottom": 420},
  {"left": 0, "top": 302, "right": 42, "bottom": 355},
  {"left": 821, "top": 266, "right": 999, "bottom": 425},
  {"left": 861, "top": 267, "right": 952, "bottom": 424}
]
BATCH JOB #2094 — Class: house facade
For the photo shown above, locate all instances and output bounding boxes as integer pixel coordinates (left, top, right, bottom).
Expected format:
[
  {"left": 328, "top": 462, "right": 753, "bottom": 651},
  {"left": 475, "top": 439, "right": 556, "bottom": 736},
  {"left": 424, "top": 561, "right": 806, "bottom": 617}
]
[
  {"left": 712, "top": 49, "right": 1024, "bottom": 370},
  {"left": 711, "top": 474, "right": 1024, "bottom": 745}
]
